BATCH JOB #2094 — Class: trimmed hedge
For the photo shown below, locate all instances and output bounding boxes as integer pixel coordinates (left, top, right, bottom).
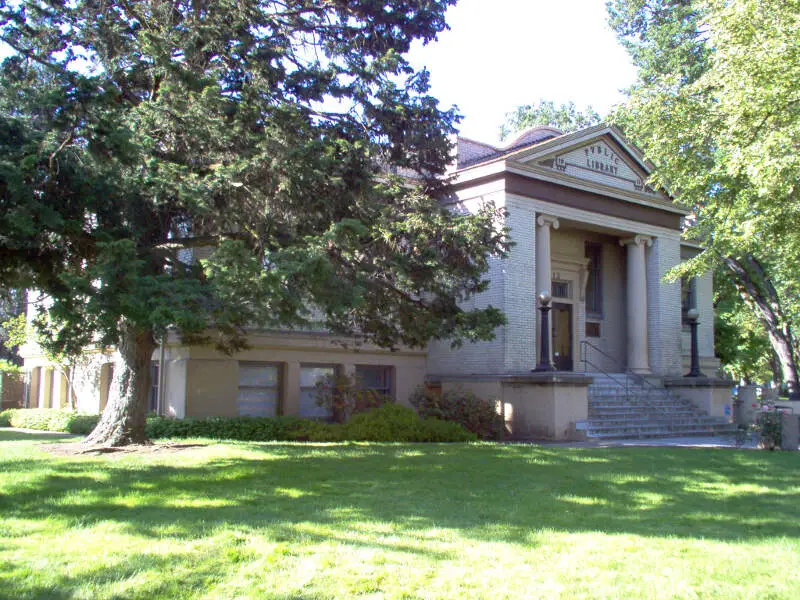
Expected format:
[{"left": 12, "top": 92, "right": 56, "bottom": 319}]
[
  {"left": 146, "top": 404, "right": 476, "bottom": 443},
  {"left": 1, "top": 405, "right": 476, "bottom": 443},
  {"left": 0, "top": 409, "right": 100, "bottom": 434}
]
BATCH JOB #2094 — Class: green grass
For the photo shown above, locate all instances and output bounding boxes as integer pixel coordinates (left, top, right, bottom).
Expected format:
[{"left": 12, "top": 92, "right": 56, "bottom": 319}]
[{"left": 1, "top": 431, "right": 799, "bottom": 599}]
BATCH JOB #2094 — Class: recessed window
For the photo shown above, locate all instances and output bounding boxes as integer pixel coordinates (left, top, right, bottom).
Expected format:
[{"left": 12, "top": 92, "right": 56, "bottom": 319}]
[
  {"left": 585, "top": 242, "right": 602, "bottom": 318},
  {"left": 552, "top": 280, "right": 572, "bottom": 299},
  {"left": 356, "top": 365, "right": 393, "bottom": 398},
  {"left": 299, "top": 365, "right": 336, "bottom": 418},
  {"left": 585, "top": 322, "right": 601, "bottom": 338},
  {"left": 237, "top": 362, "right": 280, "bottom": 417}
]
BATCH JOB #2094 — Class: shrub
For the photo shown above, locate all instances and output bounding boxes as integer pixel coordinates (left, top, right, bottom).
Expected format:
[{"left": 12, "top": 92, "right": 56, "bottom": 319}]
[
  {"left": 146, "top": 415, "right": 299, "bottom": 441},
  {"left": 1, "top": 407, "right": 476, "bottom": 443},
  {"left": 146, "top": 406, "right": 475, "bottom": 443},
  {"left": 314, "top": 373, "right": 391, "bottom": 423},
  {"left": 283, "top": 418, "right": 344, "bottom": 442},
  {"left": 69, "top": 414, "right": 102, "bottom": 435},
  {"left": 343, "top": 403, "right": 476, "bottom": 442},
  {"left": 0, "top": 408, "right": 100, "bottom": 434},
  {"left": 146, "top": 414, "right": 346, "bottom": 443},
  {"left": 410, "top": 386, "right": 505, "bottom": 440},
  {"left": 754, "top": 406, "right": 783, "bottom": 450}
]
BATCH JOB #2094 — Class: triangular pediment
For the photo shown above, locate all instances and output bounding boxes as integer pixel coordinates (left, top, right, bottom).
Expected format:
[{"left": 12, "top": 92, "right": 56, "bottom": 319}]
[
  {"left": 537, "top": 138, "right": 654, "bottom": 195},
  {"left": 510, "top": 127, "right": 660, "bottom": 197}
]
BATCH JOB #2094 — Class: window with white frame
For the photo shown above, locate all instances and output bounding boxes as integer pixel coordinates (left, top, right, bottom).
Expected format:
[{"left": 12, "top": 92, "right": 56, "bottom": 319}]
[
  {"left": 299, "top": 365, "right": 336, "bottom": 418},
  {"left": 237, "top": 362, "right": 281, "bottom": 417}
]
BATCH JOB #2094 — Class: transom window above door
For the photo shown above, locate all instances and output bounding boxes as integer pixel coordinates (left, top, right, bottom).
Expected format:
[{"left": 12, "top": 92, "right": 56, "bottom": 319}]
[{"left": 552, "top": 280, "right": 572, "bottom": 299}]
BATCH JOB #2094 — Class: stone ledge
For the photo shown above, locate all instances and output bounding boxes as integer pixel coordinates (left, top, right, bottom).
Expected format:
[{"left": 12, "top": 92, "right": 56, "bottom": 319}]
[
  {"left": 663, "top": 377, "right": 734, "bottom": 389},
  {"left": 429, "top": 372, "right": 594, "bottom": 386},
  {"left": 511, "top": 372, "right": 594, "bottom": 386}
]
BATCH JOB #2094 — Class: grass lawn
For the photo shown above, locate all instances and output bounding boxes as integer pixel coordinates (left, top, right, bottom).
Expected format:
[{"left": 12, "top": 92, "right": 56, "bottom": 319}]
[{"left": 1, "top": 431, "right": 799, "bottom": 599}]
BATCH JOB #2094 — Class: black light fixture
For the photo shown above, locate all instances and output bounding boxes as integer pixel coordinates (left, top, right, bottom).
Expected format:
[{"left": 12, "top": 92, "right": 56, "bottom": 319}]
[{"left": 685, "top": 308, "right": 705, "bottom": 378}]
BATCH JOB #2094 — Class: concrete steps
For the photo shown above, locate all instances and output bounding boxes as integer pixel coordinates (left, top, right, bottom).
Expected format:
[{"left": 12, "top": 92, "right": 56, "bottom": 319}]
[{"left": 577, "top": 373, "right": 737, "bottom": 440}]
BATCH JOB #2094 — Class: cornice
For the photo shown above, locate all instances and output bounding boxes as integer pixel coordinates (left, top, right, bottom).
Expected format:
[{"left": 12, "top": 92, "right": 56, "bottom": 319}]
[{"left": 504, "top": 162, "right": 689, "bottom": 215}]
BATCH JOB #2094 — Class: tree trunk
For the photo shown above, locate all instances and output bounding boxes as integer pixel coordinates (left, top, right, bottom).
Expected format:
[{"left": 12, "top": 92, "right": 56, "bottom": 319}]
[
  {"left": 724, "top": 256, "right": 800, "bottom": 400},
  {"left": 83, "top": 321, "right": 156, "bottom": 447}
]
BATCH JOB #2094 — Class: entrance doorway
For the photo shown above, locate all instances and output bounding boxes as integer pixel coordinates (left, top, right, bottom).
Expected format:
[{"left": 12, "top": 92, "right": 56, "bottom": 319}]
[{"left": 552, "top": 303, "right": 573, "bottom": 371}]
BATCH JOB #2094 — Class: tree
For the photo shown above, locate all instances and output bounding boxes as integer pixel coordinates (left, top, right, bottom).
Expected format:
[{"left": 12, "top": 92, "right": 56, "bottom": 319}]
[
  {"left": 0, "top": 0, "right": 510, "bottom": 446},
  {"left": 713, "top": 266, "right": 775, "bottom": 385},
  {"left": 0, "top": 287, "right": 25, "bottom": 366},
  {"left": 499, "top": 100, "right": 601, "bottom": 140},
  {"left": 608, "top": 0, "right": 800, "bottom": 397}
]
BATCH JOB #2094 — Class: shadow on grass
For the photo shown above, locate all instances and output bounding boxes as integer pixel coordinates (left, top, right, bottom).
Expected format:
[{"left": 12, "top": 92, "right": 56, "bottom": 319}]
[
  {"left": 2, "top": 442, "right": 799, "bottom": 548},
  {"left": 0, "top": 429, "right": 79, "bottom": 442},
  {"left": 3, "top": 441, "right": 800, "bottom": 599}
]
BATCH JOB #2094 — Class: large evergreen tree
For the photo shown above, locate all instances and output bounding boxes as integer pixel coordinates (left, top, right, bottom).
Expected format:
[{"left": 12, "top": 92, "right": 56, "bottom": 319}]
[
  {"left": 0, "top": 0, "right": 510, "bottom": 446},
  {"left": 608, "top": 0, "right": 800, "bottom": 396}
]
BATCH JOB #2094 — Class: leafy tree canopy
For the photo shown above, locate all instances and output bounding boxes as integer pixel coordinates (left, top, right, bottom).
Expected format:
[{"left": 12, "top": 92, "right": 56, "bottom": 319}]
[
  {"left": 0, "top": 288, "right": 25, "bottom": 366},
  {"left": 608, "top": 0, "right": 800, "bottom": 394},
  {"left": 0, "top": 0, "right": 510, "bottom": 445},
  {"left": 499, "top": 100, "right": 601, "bottom": 140}
]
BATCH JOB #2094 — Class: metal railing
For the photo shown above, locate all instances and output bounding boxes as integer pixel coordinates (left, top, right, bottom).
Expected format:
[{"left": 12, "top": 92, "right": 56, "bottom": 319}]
[
  {"left": 579, "top": 340, "right": 631, "bottom": 399},
  {"left": 579, "top": 340, "right": 673, "bottom": 409}
]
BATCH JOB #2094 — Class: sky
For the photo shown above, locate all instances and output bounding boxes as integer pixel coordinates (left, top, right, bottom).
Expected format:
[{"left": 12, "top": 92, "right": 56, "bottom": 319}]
[{"left": 405, "top": 0, "right": 637, "bottom": 145}]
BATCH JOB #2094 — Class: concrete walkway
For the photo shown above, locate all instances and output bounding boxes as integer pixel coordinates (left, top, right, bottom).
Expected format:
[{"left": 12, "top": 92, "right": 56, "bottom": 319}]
[{"left": 539, "top": 434, "right": 765, "bottom": 449}]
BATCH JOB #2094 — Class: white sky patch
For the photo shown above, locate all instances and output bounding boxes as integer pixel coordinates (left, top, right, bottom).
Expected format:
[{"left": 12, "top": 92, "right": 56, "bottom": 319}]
[
  {"left": 0, "top": 41, "right": 12, "bottom": 62},
  {"left": 405, "top": 0, "right": 637, "bottom": 144}
]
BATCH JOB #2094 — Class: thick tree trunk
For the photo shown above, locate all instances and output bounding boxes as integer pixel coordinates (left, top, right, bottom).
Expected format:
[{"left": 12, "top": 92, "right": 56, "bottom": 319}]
[
  {"left": 725, "top": 256, "right": 800, "bottom": 399},
  {"left": 83, "top": 321, "right": 156, "bottom": 447}
]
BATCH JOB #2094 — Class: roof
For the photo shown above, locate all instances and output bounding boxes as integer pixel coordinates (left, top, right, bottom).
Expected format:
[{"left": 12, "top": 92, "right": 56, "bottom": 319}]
[{"left": 456, "top": 126, "right": 564, "bottom": 169}]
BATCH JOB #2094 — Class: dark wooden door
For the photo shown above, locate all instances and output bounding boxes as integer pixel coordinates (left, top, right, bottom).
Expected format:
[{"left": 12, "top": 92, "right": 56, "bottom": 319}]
[{"left": 552, "top": 303, "right": 573, "bottom": 371}]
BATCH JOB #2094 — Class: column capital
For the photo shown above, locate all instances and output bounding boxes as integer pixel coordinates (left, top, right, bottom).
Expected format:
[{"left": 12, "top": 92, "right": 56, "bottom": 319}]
[
  {"left": 619, "top": 234, "right": 653, "bottom": 248},
  {"left": 536, "top": 214, "right": 560, "bottom": 230}
]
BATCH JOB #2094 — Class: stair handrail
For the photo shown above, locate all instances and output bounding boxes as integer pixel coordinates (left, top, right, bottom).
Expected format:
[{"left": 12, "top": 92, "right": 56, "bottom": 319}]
[
  {"left": 580, "top": 340, "right": 673, "bottom": 410},
  {"left": 579, "top": 340, "right": 631, "bottom": 401}
]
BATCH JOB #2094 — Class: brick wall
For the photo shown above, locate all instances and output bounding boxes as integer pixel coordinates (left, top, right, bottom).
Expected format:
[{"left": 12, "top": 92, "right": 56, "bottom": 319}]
[
  {"left": 426, "top": 193, "right": 509, "bottom": 377},
  {"left": 502, "top": 196, "right": 536, "bottom": 371},
  {"left": 646, "top": 235, "right": 683, "bottom": 376}
]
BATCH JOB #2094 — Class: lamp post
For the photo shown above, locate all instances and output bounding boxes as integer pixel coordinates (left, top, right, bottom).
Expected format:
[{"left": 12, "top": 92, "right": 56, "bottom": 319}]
[
  {"left": 685, "top": 308, "right": 705, "bottom": 378},
  {"left": 534, "top": 291, "right": 555, "bottom": 372}
]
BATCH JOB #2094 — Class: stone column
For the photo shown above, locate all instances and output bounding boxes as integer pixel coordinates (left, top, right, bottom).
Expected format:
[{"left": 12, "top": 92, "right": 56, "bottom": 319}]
[
  {"left": 620, "top": 235, "right": 653, "bottom": 374},
  {"left": 535, "top": 215, "right": 559, "bottom": 365},
  {"left": 39, "top": 367, "right": 52, "bottom": 408}
]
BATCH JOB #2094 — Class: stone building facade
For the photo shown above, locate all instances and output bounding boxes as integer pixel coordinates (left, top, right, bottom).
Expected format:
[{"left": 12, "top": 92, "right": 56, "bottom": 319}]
[{"left": 19, "top": 124, "right": 719, "bottom": 429}]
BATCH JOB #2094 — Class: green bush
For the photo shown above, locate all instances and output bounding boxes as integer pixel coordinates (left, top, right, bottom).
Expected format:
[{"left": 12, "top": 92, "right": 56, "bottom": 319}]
[
  {"left": 0, "top": 408, "right": 100, "bottom": 434},
  {"left": 1, "top": 406, "right": 475, "bottom": 443},
  {"left": 146, "top": 415, "right": 300, "bottom": 441},
  {"left": 754, "top": 407, "right": 783, "bottom": 450},
  {"left": 313, "top": 373, "right": 391, "bottom": 423},
  {"left": 146, "top": 406, "right": 474, "bottom": 443},
  {"left": 343, "top": 403, "right": 476, "bottom": 442},
  {"left": 409, "top": 386, "right": 506, "bottom": 440}
]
